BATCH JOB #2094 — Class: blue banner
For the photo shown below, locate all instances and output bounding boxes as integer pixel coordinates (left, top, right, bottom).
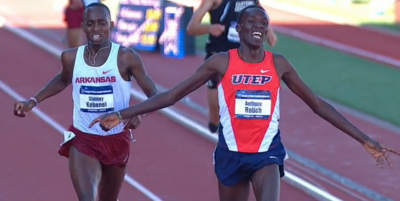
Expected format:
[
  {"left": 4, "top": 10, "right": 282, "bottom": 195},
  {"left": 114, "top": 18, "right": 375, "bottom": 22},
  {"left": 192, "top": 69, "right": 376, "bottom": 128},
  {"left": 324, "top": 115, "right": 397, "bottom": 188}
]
[
  {"left": 111, "top": 0, "right": 164, "bottom": 51},
  {"left": 111, "top": 0, "right": 196, "bottom": 58}
]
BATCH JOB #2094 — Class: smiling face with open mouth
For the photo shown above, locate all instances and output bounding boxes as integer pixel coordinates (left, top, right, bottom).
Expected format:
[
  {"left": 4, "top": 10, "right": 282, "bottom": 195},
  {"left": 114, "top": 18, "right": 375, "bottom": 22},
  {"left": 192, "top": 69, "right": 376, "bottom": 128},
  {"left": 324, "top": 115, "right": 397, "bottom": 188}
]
[
  {"left": 82, "top": 6, "right": 114, "bottom": 47},
  {"left": 236, "top": 7, "right": 269, "bottom": 49}
]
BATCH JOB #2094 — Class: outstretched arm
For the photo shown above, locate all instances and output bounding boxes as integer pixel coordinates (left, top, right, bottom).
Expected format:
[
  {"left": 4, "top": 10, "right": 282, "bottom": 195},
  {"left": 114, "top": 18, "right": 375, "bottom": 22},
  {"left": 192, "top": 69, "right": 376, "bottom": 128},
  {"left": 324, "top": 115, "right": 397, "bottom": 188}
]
[
  {"left": 274, "top": 53, "right": 370, "bottom": 144},
  {"left": 119, "top": 55, "right": 219, "bottom": 119},
  {"left": 89, "top": 53, "right": 224, "bottom": 129},
  {"left": 274, "top": 53, "right": 400, "bottom": 168},
  {"left": 32, "top": 49, "right": 74, "bottom": 104}
]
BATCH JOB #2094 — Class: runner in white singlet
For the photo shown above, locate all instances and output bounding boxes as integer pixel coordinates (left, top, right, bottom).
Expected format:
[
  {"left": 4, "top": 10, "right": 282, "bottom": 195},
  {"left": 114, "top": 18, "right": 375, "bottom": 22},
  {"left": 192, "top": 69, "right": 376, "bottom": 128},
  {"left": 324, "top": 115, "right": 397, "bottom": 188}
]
[
  {"left": 72, "top": 41, "right": 131, "bottom": 135},
  {"left": 14, "top": 3, "right": 158, "bottom": 200}
]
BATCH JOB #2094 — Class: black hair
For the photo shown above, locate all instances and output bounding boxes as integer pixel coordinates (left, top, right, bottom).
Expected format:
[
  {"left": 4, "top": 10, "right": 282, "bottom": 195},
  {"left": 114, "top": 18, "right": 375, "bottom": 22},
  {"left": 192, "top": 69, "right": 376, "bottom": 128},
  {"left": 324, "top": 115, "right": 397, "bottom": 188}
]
[
  {"left": 237, "top": 5, "right": 265, "bottom": 24},
  {"left": 83, "top": 3, "right": 111, "bottom": 20}
]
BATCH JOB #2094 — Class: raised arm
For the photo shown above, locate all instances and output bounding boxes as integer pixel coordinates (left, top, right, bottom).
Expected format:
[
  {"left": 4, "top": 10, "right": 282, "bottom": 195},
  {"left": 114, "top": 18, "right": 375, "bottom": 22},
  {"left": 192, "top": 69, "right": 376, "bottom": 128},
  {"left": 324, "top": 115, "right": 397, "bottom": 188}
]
[
  {"left": 186, "top": 0, "right": 224, "bottom": 36},
  {"left": 273, "top": 53, "right": 399, "bottom": 167}
]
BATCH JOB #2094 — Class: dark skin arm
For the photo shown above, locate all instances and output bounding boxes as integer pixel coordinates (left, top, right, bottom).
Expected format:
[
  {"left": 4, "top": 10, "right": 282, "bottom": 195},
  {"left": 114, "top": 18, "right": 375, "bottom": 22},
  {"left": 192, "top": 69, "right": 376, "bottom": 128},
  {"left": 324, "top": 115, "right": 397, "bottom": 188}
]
[
  {"left": 118, "top": 47, "right": 158, "bottom": 129},
  {"left": 121, "top": 47, "right": 158, "bottom": 99},
  {"left": 120, "top": 53, "right": 223, "bottom": 117},
  {"left": 274, "top": 54, "right": 369, "bottom": 144},
  {"left": 90, "top": 51, "right": 399, "bottom": 168},
  {"left": 273, "top": 53, "right": 399, "bottom": 167},
  {"left": 14, "top": 49, "right": 74, "bottom": 117},
  {"left": 34, "top": 50, "right": 74, "bottom": 103}
]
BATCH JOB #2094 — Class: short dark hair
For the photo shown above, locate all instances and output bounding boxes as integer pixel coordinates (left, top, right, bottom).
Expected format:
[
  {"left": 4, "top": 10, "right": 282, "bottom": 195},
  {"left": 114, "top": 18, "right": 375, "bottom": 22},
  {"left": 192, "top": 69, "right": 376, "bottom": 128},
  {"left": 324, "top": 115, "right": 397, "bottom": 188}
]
[
  {"left": 83, "top": 3, "right": 111, "bottom": 20},
  {"left": 237, "top": 5, "right": 265, "bottom": 24}
]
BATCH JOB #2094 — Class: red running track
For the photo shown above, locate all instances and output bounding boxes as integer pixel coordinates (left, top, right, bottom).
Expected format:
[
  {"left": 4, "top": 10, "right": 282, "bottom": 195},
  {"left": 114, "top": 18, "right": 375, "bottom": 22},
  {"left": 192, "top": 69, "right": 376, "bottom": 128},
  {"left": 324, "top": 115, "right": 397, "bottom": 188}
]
[
  {"left": 1, "top": 1, "right": 400, "bottom": 200},
  {"left": 0, "top": 26, "right": 317, "bottom": 201}
]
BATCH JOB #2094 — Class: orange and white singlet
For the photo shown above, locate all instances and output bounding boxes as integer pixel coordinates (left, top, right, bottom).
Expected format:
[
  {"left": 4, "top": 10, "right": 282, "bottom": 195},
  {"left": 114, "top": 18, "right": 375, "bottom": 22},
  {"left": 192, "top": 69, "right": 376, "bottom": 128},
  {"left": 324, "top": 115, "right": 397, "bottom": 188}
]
[{"left": 217, "top": 49, "right": 280, "bottom": 153}]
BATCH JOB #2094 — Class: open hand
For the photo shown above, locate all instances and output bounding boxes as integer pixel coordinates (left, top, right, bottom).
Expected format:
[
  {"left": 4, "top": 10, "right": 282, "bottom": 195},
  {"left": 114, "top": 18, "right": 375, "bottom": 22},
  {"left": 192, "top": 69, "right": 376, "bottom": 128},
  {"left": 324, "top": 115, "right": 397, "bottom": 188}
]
[
  {"left": 14, "top": 100, "right": 36, "bottom": 117},
  {"left": 363, "top": 138, "right": 400, "bottom": 168},
  {"left": 89, "top": 112, "right": 121, "bottom": 131}
]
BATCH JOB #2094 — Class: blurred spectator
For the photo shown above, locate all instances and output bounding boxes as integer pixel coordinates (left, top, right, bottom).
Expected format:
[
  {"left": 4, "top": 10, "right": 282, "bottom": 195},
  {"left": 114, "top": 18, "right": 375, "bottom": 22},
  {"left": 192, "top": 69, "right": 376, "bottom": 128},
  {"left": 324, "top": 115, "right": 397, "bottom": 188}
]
[
  {"left": 64, "top": 0, "right": 85, "bottom": 48},
  {"left": 64, "top": 0, "right": 101, "bottom": 48}
]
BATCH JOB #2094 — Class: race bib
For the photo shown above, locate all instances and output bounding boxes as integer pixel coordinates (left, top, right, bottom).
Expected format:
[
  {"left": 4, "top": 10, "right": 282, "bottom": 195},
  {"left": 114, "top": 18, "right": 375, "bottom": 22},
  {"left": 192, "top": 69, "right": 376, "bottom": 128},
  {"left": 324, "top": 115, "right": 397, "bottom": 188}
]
[
  {"left": 235, "top": 90, "right": 271, "bottom": 119},
  {"left": 80, "top": 85, "right": 114, "bottom": 113},
  {"left": 227, "top": 22, "right": 240, "bottom": 43}
]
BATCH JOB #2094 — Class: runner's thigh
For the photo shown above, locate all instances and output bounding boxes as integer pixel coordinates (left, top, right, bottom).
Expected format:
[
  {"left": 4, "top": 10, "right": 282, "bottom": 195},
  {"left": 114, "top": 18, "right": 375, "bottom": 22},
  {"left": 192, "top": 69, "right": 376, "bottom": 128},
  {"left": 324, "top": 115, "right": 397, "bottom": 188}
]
[
  {"left": 251, "top": 164, "right": 280, "bottom": 201},
  {"left": 69, "top": 145, "right": 102, "bottom": 201}
]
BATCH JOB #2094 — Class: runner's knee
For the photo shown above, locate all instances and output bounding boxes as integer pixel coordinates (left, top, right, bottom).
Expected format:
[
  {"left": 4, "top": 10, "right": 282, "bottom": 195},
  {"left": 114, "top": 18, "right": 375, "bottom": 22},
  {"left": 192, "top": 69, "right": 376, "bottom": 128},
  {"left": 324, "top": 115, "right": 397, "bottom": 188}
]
[{"left": 97, "top": 166, "right": 126, "bottom": 201}]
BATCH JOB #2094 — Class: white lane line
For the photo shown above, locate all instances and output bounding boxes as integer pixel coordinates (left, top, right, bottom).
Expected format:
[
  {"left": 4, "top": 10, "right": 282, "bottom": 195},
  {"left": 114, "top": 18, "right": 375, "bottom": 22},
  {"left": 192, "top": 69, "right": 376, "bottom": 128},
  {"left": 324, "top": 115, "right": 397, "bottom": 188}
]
[{"left": 0, "top": 79, "right": 164, "bottom": 201}]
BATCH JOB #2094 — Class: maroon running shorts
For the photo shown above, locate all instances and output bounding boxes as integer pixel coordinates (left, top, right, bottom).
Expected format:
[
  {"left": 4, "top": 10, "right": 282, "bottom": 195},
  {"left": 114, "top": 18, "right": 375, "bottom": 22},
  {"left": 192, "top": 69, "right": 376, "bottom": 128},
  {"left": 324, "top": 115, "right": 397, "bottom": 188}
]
[
  {"left": 64, "top": 7, "right": 85, "bottom": 29},
  {"left": 59, "top": 125, "right": 131, "bottom": 167}
]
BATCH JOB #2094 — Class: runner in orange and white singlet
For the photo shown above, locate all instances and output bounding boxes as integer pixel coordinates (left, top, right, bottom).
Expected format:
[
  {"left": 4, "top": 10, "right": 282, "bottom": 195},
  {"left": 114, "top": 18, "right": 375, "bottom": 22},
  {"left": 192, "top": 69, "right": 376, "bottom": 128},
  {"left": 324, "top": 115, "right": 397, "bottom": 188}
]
[
  {"left": 186, "top": 0, "right": 277, "bottom": 133},
  {"left": 217, "top": 49, "right": 281, "bottom": 153},
  {"left": 90, "top": 5, "right": 399, "bottom": 201}
]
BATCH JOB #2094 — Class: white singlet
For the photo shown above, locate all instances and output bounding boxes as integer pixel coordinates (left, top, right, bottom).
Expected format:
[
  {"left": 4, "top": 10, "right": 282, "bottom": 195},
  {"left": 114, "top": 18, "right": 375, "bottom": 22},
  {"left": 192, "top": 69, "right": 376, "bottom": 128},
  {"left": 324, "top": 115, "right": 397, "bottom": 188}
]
[{"left": 71, "top": 42, "right": 131, "bottom": 136}]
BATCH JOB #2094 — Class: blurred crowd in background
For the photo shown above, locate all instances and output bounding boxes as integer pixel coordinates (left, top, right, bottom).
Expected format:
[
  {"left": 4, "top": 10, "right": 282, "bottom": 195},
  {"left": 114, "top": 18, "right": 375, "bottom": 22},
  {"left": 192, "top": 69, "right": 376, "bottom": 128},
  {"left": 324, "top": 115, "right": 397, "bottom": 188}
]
[{"left": 57, "top": 0, "right": 400, "bottom": 49}]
